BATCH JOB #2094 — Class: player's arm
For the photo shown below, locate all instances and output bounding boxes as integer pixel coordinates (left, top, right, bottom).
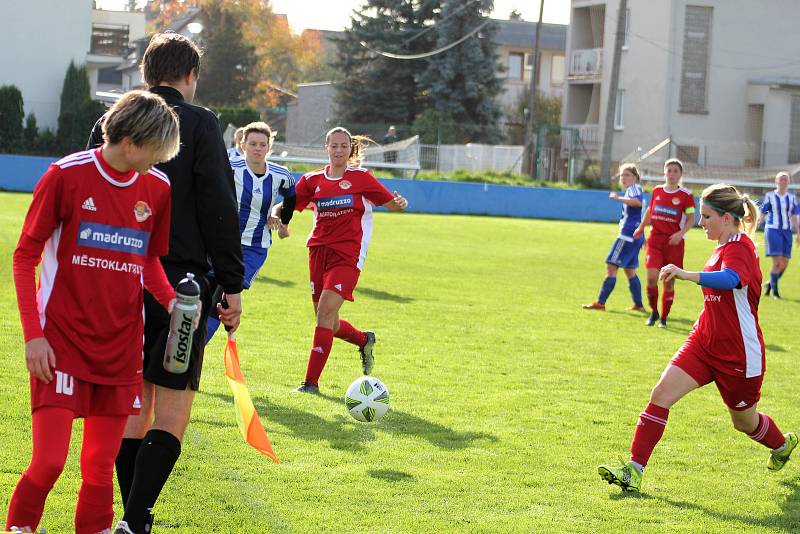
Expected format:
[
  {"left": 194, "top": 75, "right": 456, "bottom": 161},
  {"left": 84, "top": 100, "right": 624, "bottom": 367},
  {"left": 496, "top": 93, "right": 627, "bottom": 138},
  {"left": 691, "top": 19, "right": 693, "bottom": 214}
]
[
  {"left": 614, "top": 195, "right": 642, "bottom": 208},
  {"left": 383, "top": 191, "right": 409, "bottom": 212},
  {"left": 659, "top": 265, "right": 739, "bottom": 289},
  {"left": 633, "top": 208, "right": 651, "bottom": 239},
  {"left": 143, "top": 256, "right": 174, "bottom": 311}
]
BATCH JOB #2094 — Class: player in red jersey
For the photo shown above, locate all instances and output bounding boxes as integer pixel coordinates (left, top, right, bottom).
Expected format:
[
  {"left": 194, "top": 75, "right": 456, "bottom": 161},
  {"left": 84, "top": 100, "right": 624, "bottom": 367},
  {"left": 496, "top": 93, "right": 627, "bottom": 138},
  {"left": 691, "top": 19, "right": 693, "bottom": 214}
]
[
  {"left": 598, "top": 184, "right": 798, "bottom": 493},
  {"left": 633, "top": 159, "right": 696, "bottom": 327},
  {"left": 6, "top": 91, "right": 179, "bottom": 533},
  {"left": 273, "top": 127, "right": 408, "bottom": 393}
]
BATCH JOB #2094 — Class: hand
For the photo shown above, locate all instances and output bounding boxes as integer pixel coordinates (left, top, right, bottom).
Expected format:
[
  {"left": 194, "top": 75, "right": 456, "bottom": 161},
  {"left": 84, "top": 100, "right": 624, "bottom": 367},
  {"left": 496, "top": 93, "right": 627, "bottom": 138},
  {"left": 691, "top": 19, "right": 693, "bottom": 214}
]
[
  {"left": 609, "top": 192, "right": 619, "bottom": 200},
  {"left": 668, "top": 232, "right": 683, "bottom": 245},
  {"left": 633, "top": 228, "right": 644, "bottom": 240},
  {"left": 277, "top": 223, "right": 290, "bottom": 239},
  {"left": 218, "top": 292, "right": 242, "bottom": 333},
  {"left": 25, "top": 337, "right": 56, "bottom": 383},
  {"left": 390, "top": 191, "right": 408, "bottom": 210},
  {"left": 660, "top": 264, "right": 686, "bottom": 283},
  {"left": 267, "top": 216, "right": 281, "bottom": 231}
]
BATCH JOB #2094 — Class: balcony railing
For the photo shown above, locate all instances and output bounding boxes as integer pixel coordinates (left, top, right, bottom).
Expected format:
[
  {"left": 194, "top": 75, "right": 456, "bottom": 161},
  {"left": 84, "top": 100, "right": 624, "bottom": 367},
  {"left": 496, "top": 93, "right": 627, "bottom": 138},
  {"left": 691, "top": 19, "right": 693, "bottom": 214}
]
[
  {"left": 568, "top": 48, "right": 602, "bottom": 79},
  {"left": 90, "top": 24, "right": 130, "bottom": 57}
]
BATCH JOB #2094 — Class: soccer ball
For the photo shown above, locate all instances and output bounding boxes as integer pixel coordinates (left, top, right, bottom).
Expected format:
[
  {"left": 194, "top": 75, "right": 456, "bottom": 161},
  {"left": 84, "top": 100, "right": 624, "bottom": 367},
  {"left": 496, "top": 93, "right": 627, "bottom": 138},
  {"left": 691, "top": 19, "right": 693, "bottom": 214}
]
[{"left": 345, "top": 376, "right": 390, "bottom": 422}]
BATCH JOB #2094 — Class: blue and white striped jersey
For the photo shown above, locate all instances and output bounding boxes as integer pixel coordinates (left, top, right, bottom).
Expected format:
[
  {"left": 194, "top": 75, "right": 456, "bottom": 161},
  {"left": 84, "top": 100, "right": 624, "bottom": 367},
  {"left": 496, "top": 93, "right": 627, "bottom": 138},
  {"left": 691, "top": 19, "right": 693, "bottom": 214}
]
[
  {"left": 227, "top": 147, "right": 242, "bottom": 160},
  {"left": 618, "top": 183, "right": 644, "bottom": 240},
  {"left": 231, "top": 157, "right": 296, "bottom": 248},
  {"left": 761, "top": 191, "right": 800, "bottom": 230}
]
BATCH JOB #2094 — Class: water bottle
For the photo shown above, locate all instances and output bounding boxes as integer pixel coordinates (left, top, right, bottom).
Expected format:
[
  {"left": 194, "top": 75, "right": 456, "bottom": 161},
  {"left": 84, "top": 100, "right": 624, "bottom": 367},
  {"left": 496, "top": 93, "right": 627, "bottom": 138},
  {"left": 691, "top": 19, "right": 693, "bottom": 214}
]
[{"left": 163, "top": 273, "right": 201, "bottom": 374}]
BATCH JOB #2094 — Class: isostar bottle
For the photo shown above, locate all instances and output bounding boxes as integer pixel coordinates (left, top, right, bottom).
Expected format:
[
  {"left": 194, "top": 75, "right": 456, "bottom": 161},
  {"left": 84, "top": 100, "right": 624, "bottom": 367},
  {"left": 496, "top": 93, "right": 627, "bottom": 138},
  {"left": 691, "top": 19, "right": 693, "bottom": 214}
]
[{"left": 163, "top": 273, "right": 201, "bottom": 374}]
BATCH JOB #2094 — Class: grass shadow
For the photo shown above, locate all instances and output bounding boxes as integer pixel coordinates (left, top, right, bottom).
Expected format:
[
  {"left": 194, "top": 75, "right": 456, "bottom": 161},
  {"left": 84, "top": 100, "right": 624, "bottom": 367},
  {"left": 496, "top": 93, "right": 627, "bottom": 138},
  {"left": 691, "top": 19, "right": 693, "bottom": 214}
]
[
  {"left": 766, "top": 344, "right": 787, "bottom": 353},
  {"left": 368, "top": 469, "right": 416, "bottom": 482},
  {"left": 611, "top": 478, "right": 800, "bottom": 530},
  {"left": 354, "top": 286, "right": 414, "bottom": 303},
  {"left": 253, "top": 277, "right": 297, "bottom": 288}
]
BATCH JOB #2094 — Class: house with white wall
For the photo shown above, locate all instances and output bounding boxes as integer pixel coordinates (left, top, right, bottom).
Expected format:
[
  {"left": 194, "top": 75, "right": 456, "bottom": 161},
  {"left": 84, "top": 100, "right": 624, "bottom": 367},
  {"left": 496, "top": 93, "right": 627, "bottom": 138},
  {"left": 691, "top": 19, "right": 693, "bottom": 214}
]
[{"left": 562, "top": 0, "right": 800, "bottom": 173}]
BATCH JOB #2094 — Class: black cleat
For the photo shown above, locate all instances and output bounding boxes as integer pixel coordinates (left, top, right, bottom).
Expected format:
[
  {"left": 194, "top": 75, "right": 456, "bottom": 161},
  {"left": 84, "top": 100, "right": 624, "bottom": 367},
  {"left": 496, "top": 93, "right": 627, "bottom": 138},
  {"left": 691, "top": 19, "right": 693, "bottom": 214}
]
[
  {"left": 359, "top": 331, "right": 376, "bottom": 375},
  {"left": 291, "top": 381, "right": 320, "bottom": 394},
  {"left": 657, "top": 319, "right": 667, "bottom": 329},
  {"left": 765, "top": 283, "right": 772, "bottom": 296},
  {"left": 645, "top": 311, "right": 659, "bottom": 326}
]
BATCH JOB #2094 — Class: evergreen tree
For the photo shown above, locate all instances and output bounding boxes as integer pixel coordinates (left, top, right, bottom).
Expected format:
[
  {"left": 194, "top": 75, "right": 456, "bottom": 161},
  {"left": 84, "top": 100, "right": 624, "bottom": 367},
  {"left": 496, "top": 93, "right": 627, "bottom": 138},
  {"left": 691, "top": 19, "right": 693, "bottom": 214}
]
[
  {"left": 0, "top": 85, "right": 24, "bottom": 151},
  {"left": 23, "top": 113, "right": 39, "bottom": 147},
  {"left": 333, "top": 0, "right": 441, "bottom": 132},
  {"left": 57, "top": 61, "right": 106, "bottom": 153},
  {"left": 419, "top": 0, "right": 503, "bottom": 143},
  {"left": 195, "top": 3, "right": 257, "bottom": 106}
]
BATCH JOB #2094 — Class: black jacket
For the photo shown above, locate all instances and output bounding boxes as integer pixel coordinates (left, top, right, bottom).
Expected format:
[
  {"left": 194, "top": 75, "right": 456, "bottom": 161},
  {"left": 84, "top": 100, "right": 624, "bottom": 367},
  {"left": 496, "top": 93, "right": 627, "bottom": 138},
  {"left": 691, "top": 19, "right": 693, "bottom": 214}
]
[{"left": 88, "top": 86, "right": 244, "bottom": 293}]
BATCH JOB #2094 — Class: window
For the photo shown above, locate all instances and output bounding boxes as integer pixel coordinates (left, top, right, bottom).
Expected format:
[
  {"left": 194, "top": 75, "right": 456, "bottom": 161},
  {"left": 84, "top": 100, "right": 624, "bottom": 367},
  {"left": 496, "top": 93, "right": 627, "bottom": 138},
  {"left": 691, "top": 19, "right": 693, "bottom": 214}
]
[
  {"left": 98, "top": 66, "right": 122, "bottom": 85},
  {"left": 679, "top": 6, "right": 713, "bottom": 113},
  {"left": 551, "top": 55, "right": 565, "bottom": 86},
  {"left": 614, "top": 90, "right": 625, "bottom": 129},
  {"left": 507, "top": 52, "right": 524, "bottom": 81}
]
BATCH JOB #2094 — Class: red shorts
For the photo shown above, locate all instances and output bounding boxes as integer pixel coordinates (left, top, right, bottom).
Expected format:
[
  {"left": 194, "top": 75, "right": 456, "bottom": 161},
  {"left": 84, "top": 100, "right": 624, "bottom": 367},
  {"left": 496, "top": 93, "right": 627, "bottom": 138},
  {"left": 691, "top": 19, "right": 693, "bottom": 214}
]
[
  {"left": 308, "top": 246, "right": 361, "bottom": 303},
  {"left": 645, "top": 233, "right": 685, "bottom": 269},
  {"left": 30, "top": 372, "right": 142, "bottom": 417},
  {"left": 670, "top": 337, "right": 762, "bottom": 411}
]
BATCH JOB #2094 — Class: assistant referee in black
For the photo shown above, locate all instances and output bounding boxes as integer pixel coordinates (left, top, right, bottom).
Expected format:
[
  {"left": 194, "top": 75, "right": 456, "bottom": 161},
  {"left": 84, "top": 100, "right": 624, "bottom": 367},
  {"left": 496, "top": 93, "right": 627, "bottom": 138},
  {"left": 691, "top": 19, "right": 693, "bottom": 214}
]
[{"left": 88, "top": 31, "right": 244, "bottom": 534}]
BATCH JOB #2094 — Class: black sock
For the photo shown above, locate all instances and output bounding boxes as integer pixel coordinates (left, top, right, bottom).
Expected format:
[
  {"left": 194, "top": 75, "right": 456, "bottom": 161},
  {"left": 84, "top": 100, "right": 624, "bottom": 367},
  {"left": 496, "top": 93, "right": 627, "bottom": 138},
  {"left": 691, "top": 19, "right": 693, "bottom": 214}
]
[
  {"left": 122, "top": 429, "right": 182, "bottom": 531},
  {"left": 116, "top": 438, "right": 143, "bottom": 508}
]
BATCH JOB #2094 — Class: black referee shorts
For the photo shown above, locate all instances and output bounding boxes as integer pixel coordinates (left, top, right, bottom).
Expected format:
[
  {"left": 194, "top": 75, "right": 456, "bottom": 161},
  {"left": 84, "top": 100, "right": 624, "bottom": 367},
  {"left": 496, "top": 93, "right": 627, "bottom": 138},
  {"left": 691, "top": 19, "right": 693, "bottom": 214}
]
[{"left": 143, "top": 264, "right": 212, "bottom": 391}]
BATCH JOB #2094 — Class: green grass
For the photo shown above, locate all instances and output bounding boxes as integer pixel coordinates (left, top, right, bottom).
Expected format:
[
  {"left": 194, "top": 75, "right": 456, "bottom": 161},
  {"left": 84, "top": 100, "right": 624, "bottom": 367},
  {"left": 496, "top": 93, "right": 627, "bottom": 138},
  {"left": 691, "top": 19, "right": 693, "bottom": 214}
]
[{"left": 1, "top": 191, "right": 799, "bottom": 532}]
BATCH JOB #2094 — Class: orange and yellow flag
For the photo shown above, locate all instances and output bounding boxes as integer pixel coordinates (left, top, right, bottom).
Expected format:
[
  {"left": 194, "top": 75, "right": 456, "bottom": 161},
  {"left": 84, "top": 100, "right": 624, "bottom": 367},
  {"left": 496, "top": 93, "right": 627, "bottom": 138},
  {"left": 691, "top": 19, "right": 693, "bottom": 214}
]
[{"left": 224, "top": 335, "right": 279, "bottom": 463}]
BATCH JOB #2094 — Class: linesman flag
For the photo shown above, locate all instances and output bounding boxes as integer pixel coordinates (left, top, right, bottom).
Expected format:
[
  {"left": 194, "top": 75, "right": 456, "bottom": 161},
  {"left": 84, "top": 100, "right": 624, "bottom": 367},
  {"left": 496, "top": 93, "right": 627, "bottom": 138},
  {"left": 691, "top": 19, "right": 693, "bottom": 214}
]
[{"left": 224, "top": 334, "right": 279, "bottom": 463}]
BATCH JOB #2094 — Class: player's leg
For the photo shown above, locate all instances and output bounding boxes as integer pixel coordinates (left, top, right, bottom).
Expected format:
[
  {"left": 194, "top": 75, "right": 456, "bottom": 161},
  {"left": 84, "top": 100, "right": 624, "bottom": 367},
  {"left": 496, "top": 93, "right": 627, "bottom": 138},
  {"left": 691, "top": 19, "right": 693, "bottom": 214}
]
[
  {"left": 658, "top": 241, "right": 683, "bottom": 326},
  {"left": 76, "top": 414, "right": 128, "bottom": 534},
  {"left": 116, "top": 380, "right": 154, "bottom": 508},
  {"left": 644, "top": 238, "right": 662, "bottom": 325},
  {"left": 585, "top": 241, "right": 624, "bottom": 310},
  {"left": 326, "top": 264, "right": 373, "bottom": 374},
  {"left": 121, "top": 386, "right": 195, "bottom": 532},
  {"left": 6, "top": 407, "right": 73, "bottom": 531},
  {"left": 297, "top": 289, "right": 344, "bottom": 390},
  {"left": 623, "top": 268, "right": 644, "bottom": 310}
]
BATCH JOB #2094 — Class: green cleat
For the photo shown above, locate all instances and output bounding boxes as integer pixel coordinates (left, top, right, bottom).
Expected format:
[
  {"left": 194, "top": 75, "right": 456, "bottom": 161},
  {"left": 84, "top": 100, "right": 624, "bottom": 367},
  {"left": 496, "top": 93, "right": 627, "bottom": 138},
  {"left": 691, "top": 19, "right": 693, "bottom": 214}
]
[
  {"left": 768, "top": 432, "right": 799, "bottom": 471},
  {"left": 598, "top": 461, "right": 642, "bottom": 492},
  {"left": 359, "top": 331, "right": 376, "bottom": 375}
]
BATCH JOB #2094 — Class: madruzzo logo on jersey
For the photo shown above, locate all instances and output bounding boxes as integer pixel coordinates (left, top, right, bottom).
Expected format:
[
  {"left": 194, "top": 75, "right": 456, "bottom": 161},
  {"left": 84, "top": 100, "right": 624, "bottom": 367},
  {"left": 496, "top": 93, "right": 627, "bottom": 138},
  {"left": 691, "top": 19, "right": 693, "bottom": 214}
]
[
  {"left": 653, "top": 205, "right": 679, "bottom": 217},
  {"left": 318, "top": 195, "right": 354, "bottom": 211},
  {"left": 77, "top": 221, "right": 150, "bottom": 256}
]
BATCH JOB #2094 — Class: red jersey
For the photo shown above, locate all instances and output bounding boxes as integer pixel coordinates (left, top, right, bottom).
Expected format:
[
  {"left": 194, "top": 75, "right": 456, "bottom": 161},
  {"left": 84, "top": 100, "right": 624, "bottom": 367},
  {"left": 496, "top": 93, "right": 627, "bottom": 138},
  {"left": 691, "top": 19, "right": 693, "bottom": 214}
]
[
  {"left": 692, "top": 233, "right": 765, "bottom": 378},
  {"left": 648, "top": 185, "right": 696, "bottom": 237},
  {"left": 15, "top": 149, "right": 171, "bottom": 385},
  {"left": 294, "top": 166, "right": 394, "bottom": 269}
]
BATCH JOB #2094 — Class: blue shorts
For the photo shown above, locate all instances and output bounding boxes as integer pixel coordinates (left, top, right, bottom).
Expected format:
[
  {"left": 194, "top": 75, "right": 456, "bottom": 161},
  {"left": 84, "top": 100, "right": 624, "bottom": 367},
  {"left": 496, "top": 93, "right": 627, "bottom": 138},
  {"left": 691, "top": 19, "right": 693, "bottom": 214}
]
[
  {"left": 242, "top": 245, "right": 269, "bottom": 289},
  {"left": 765, "top": 228, "right": 793, "bottom": 258},
  {"left": 605, "top": 236, "right": 644, "bottom": 269}
]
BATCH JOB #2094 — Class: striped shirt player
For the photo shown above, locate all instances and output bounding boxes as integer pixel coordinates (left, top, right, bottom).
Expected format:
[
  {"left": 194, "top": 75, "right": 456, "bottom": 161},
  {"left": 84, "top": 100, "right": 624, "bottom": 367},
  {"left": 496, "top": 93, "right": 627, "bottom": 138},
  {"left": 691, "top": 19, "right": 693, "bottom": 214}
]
[
  {"left": 206, "top": 156, "right": 297, "bottom": 341},
  {"left": 584, "top": 164, "right": 645, "bottom": 310},
  {"left": 227, "top": 146, "right": 242, "bottom": 160},
  {"left": 760, "top": 183, "right": 800, "bottom": 298}
]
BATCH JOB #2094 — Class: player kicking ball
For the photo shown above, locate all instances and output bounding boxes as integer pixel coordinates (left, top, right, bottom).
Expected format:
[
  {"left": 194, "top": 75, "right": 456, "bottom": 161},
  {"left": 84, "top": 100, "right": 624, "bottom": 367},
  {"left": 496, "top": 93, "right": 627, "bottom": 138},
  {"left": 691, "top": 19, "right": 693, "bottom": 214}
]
[
  {"left": 599, "top": 184, "right": 797, "bottom": 492},
  {"left": 5, "top": 91, "right": 179, "bottom": 533}
]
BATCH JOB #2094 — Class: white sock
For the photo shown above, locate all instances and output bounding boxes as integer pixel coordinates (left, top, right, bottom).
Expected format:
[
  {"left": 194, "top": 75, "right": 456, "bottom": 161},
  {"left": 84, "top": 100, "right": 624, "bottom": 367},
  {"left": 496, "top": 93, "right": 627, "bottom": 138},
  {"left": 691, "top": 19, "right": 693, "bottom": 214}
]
[{"left": 630, "top": 460, "right": 644, "bottom": 473}]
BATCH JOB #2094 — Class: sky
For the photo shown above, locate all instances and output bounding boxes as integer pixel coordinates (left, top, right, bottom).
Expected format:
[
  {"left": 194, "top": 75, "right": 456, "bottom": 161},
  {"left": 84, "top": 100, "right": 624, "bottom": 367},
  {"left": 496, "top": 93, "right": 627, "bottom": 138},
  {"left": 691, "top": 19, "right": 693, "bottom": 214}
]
[{"left": 96, "top": 1, "right": 571, "bottom": 33}]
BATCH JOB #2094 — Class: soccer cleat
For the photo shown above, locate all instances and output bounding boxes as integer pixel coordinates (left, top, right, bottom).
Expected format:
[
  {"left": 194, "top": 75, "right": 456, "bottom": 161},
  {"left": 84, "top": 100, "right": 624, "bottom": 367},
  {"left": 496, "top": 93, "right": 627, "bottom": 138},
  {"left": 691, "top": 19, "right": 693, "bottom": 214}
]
[
  {"left": 765, "top": 283, "right": 772, "bottom": 296},
  {"left": 598, "top": 461, "right": 642, "bottom": 492},
  {"left": 291, "top": 381, "right": 320, "bottom": 394},
  {"left": 768, "top": 432, "right": 799, "bottom": 471},
  {"left": 113, "top": 522, "right": 135, "bottom": 534},
  {"left": 359, "top": 331, "right": 376, "bottom": 375},
  {"left": 645, "top": 311, "right": 659, "bottom": 326},
  {"left": 772, "top": 291, "right": 781, "bottom": 300},
  {"left": 582, "top": 301, "right": 606, "bottom": 311},
  {"left": 626, "top": 305, "right": 646, "bottom": 312},
  {"left": 657, "top": 320, "right": 667, "bottom": 328}
]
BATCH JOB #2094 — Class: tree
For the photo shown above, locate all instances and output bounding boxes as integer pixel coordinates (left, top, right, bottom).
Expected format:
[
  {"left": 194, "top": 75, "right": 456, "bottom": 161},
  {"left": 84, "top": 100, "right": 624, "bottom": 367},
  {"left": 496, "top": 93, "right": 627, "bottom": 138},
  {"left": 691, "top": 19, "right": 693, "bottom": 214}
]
[
  {"left": 23, "top": 113, "right": 39, "bottom": 147},
  {"left": 419, "top": 0, "right": 504, "bottom": 143},
  {"left": 333, "top": 0, "right": 441, "bottom": 130},
  {"left": 144, "top": 0, "right": 198, "bottom": 32},
  {"left": 194, "top": 2, "right": 257, "bottom": 106},
  {"left": 505, "top": 87, "right": 561, "bottom": 144},
  {"left": 0, "top": 85, "right": 24, "bottom": 151},
  {"left": 57, "top": 62, "right": 106, "bottom": 153}
]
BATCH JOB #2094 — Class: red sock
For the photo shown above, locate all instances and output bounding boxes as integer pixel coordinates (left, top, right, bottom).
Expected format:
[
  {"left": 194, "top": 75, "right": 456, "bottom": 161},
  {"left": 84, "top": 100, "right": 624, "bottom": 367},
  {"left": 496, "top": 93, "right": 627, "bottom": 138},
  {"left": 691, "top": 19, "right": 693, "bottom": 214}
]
[
  {"left": 335, "top": 319, "right": 367, "bottom": 347},
  {"left": 661, "top": 290, "right": 675, "bottom": 320},
  {"left": 647, "top": 286, "right": 659, "bottom": 313},
  {"left": 75, "top": 482, "right": 113, "bottom": 534},
  {"left": 6, "top": 474, "right": 49, "bottom": 531},
  {"left": 748, "top": 413, "right": 786, "bottom": 449},
  {"left": 630, "top": 403, "right": 669, "bottom": 467},
  {"left": 304, "top": 326, "right": 334, "bottom": 386}
]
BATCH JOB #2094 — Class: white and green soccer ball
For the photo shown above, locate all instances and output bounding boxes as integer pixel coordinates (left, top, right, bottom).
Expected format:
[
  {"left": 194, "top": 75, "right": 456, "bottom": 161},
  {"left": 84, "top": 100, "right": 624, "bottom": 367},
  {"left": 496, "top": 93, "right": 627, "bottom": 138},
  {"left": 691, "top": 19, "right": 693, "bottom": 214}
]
[{"left": 345, "top": 376, "right": 390, "bottom": 422}]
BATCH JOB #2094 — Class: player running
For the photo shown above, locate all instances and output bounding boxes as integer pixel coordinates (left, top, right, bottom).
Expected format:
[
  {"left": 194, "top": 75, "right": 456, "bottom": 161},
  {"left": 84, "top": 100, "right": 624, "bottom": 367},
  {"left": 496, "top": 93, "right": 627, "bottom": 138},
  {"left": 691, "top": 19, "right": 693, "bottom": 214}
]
[
  {"left": 633, "top": 159, "right": 696, "bottom": 327},
  {"left": 582, "top": 163, "right": 645, "bottom": 311},
  {"left": 6, "top": 91, "right": 179, "bottom": 534},
  {"left": 272, "top": 127, "right": 409, "bottom": 394},
  {"left": 758, "top": 171, "right": 799, "bottom": 299},
  {"left": 206, "top": 122, "right": 296, "bottom": 342},
  {"left": 598, "top": 184, "right": 798, "bottom": 493}
]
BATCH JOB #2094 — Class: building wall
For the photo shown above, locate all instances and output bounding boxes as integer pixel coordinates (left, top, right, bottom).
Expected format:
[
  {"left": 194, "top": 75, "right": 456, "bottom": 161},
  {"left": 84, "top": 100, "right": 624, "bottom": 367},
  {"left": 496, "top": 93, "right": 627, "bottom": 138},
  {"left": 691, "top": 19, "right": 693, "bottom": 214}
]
[
  {"left": 286, "top": 82, "right": 335, "bottom": 145},
  {"left": 497, "top": 47, "right": 565, "bottom": 111},
  {"left": 0, "top": 0, "right": 92, "bottom": 131}
]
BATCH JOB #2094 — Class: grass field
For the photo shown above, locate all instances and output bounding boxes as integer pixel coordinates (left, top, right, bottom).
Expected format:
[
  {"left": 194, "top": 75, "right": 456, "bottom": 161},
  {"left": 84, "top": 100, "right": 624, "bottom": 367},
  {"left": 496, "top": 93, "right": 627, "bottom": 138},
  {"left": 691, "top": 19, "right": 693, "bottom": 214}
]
[{"left": 0, "top": 190, "right": 799, "bottom": 532}]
